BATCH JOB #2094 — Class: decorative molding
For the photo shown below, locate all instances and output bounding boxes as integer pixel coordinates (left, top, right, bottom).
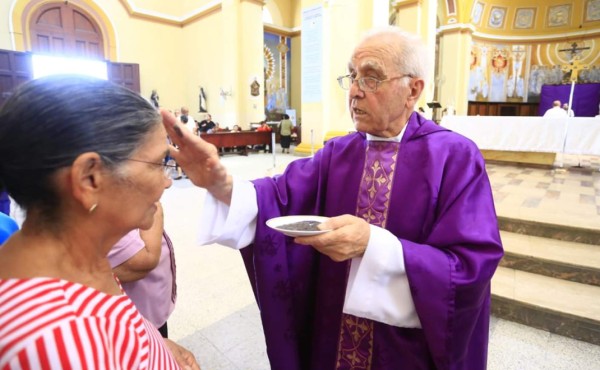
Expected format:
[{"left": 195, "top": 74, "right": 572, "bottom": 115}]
[
  {"left": 117, "top": 0, "right": 221, "bottom": 26},
  {"left": 393, "top": 0, "right": 420, "bottom": 12},
  {"left": 437, "top": 23, "right": 476, "bottom": 36},
  {"left": 264, "top": 23, "right": 301, "bottom": 37},
  {"left": 438, "top": 22, "right": 600, "bottom": 42},
  {"left": 241, "top": 0, "right": 266, "bottom": 6}
]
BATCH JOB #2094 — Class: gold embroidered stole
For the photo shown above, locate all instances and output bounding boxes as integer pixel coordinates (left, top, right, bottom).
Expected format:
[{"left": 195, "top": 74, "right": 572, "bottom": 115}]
[{"left": 335, "top": 140, "right": 400, "bottom": 369}]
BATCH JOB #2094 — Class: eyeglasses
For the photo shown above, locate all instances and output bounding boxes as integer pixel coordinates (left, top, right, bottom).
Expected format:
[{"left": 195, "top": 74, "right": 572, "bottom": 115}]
[
  {"left": 126, "top": 158, "right": 178, "bottom": 178},
  {"left": 337, "top": 74, "right": 413, "bottom": 92}
]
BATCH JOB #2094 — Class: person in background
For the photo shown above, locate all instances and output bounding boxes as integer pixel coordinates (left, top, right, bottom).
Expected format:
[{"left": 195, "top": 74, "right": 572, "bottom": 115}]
[
  {"left": 150, "top": 89, "right": 160, "bottom": 108},
  {"left": 209, "top": 122, "right": 224, "bottom": 133},
  {"left": 179, "top": 106, "right": 196, "bottom": 134},
  {"left": 543, "top": 100, "right": 567, "bottom": 118},
  {"left": 278, "top": 114, "right": 294, "bottom": 154},
  {"left": 255, "top": 120, "right": 273, "bottom": 152},
  {"left": 174, "top": 107, "right": 195, "bottom": 180},
  {"left": 164, "top": 26, "right": 502, "bottom": 369},
  {"left": 0, "top": 190, "right": 10, "bottom": 216},
  {"left": 562, "top": 103, "right": 575, "bottom": 117},
  {"left": 231, "top": 124, "right": 242, "bottom": 132},
  {"left": 256, "top": 120, "right": 272, "bottom": 132},
  {"left": 197, "top": 114, "right": 216, "bottom": 134},
  {"left": 108, "top": 202, "right": 177, "bottom": 339},
  {"left": 0, "top": 75, "right": 199, "bottom": 370},
  {"left": 0, "top": 212, "right": 18, "bottom": 244}
]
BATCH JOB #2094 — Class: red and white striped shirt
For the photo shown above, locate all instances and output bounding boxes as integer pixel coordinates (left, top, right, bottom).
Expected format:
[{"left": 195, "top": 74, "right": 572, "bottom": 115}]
[{"left": 0, "top": 278, "right": 180, "bottom": 369}]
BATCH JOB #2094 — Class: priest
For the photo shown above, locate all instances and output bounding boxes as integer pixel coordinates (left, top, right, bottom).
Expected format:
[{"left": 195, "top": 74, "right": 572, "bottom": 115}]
[{"left": 165, "top": 26, "right": 503, "bottom": 370}]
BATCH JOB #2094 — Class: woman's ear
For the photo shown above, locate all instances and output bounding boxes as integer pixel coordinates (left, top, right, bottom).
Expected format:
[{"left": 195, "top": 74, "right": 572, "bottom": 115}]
[{"left": 70, "top": 152, "right": 104, "bottom": 211}]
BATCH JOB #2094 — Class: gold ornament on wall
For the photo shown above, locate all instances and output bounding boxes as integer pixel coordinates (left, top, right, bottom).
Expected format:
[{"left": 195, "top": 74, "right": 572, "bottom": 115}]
[{"left": 264, "top": 45, "right": 275, "bottom": 82}]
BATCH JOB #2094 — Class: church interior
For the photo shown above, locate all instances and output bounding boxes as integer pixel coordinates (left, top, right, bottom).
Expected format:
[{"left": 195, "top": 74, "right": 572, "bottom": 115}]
[{"left": 1, "top": 0, "right": 599, "bottom": 368}]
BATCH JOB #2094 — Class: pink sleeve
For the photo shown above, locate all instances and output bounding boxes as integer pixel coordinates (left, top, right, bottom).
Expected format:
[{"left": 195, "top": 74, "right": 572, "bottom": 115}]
[{"left": 107, "top": 229, "right": 145, "bottom": 268}]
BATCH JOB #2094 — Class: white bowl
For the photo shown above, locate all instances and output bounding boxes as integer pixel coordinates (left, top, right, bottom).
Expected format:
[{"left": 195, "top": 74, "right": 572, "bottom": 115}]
[{"left": 266, "top": 215, "right": 331, "bottom": 237}]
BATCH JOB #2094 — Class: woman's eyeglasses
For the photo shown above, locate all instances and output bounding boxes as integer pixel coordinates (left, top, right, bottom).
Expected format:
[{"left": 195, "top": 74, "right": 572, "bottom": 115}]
[{"left": 126, "top": 158, "right": 178, "bottom": 178}]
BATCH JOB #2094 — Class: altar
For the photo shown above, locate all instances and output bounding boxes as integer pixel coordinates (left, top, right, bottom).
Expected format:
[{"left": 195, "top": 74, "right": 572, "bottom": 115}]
[{"left": 441, "top": 116, "right": 600, "bottom": 166}]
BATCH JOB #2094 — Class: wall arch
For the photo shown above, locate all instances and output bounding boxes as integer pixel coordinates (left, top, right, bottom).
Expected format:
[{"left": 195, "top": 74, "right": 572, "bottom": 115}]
[{"left": 11, "top": 0, "right": 117, "bottom": 60}]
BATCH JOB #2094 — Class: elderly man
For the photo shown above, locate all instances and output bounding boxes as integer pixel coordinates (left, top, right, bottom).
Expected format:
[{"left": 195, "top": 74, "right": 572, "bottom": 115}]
[
  {"left": 543, "top": 100, "right": 567, "bottom": 118},
  {"left": 165, "top": 26, "right": 503, "bottom": 370}
]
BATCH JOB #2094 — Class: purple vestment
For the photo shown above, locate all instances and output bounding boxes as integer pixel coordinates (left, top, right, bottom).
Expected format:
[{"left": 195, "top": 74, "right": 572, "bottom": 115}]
[{"left": 245, "top": 112, "right": 503, "bottom": 370}]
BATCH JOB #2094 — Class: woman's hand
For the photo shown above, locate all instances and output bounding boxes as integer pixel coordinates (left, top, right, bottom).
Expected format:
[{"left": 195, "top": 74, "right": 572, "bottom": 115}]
[{"left": 163, "top": 338, "right": 201, "bottom": 370}]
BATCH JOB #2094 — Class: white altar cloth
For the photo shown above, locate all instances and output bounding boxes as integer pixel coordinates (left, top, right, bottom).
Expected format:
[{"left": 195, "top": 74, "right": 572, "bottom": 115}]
[{"left": 440, "top": 116, "right": 600, "bottom": 156}]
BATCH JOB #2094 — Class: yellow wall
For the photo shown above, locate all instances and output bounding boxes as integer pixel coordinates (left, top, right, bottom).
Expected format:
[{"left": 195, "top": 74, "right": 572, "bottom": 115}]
[
  {"left": 290, "top": 36, "right": 302, "bottom": 119},
  {"left": 238, "top": 0, "right": 266, "bottom": 127},
  {"left": 0, "top": 1, "right": 12, "bottom": 50},
  {"left": 182, "top": 0, "right": 215, "bottom": 14},
  {"left": 130, "top": 0, "right": 183, "bottom": 15},
  {"left": 108, "top": 8, "right": 186, "bottom": 113},
  {"left": 180, "top": 10, "right": 225, "bottom": 122}
]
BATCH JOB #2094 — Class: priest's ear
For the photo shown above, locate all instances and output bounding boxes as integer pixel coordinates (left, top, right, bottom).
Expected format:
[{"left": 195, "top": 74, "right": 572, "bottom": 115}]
[{"left": 407, "top": 78, "right": 425, "bottom": 105}]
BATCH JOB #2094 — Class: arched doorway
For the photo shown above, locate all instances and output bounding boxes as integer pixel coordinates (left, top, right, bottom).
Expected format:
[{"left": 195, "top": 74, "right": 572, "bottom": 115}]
[{"left": 29, "top": 2, "right": 105, "bottom": 59}]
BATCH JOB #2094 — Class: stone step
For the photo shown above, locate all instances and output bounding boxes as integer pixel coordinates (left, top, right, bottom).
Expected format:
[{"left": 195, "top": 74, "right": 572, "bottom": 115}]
[
  {"left": 491, "top": 266, "right": 600, "bottom": 346},
  {"left": 498, "top": 216, "right": 600, "bottom": 245},
  {"left": 499, "top": 231, "right": 600, "bottom": 286}
]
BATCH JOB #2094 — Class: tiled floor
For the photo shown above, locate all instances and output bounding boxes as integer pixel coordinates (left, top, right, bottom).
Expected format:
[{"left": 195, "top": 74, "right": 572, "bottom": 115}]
[
  {"left": 488, "top": 153, "right": 600, "bottom": 230},
  {"left": 159, "top": 151, "right": 600, "bottom": 369}
]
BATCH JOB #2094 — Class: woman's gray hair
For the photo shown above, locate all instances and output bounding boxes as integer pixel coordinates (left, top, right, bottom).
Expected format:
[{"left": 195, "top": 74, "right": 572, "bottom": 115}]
[
  {"left": 0, "top": 74, "right": 161, "bottom": 215},
  {"left": 360, "top": 26, "right": 430, "bottom": 83}
]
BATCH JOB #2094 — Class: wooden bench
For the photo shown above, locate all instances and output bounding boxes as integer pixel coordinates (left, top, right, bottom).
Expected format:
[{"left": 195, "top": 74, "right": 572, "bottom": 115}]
[{"left": 200, "top": 131, "right": 274, "bottom": 155}]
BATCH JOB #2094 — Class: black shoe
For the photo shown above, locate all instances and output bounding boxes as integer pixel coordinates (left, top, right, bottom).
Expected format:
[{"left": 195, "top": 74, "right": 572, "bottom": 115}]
[{"left": 175, "top": 176, "right": 182, "bottom": 180}]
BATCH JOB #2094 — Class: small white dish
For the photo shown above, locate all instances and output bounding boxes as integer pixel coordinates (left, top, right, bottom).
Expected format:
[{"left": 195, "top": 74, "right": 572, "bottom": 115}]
[{"left": 266, "top": 215, "right": 331, "bottom": 237}]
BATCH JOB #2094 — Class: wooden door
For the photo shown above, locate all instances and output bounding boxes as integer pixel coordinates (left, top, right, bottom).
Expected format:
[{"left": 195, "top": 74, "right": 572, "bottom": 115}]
[
  {"left": 0, "top": 50, "right": 31, "bottom": 107},
  {"left": 30, "top": 3, "right": 103, "bottom": 59},
  {"left": 108, "top": 62, "right": 141, "bottom": 94}
]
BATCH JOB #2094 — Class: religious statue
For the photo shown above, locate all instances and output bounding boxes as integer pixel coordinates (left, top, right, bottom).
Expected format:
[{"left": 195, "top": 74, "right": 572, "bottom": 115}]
[
  {"left": 490, "top": 49, "right": 508, "bottom": 102},
  {"left": 251, "top": 79, "right": 260, "bottom": 97},
  {"left": 198, "top": 87, "right": 207, "bottom": 113},
  {"left": 468, "top": 49, "right": 484, "bottom": 101},
  {"left": 150, "top": 89, "right": 159, "bottom": 108}
]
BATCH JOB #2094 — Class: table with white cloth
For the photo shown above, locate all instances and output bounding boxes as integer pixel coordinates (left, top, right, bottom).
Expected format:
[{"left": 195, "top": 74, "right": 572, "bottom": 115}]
[{"left": 440, "top": 116, "right": 600, "bottom": 165}]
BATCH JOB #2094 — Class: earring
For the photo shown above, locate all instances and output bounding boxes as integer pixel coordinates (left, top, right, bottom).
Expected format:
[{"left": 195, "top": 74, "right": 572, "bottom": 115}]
[{"left": 89, "top": 204, "right": 98, "bottom": 213}]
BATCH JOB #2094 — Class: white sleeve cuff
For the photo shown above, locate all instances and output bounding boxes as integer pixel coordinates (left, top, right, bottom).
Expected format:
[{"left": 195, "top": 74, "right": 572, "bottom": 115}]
[
  {"left": 196, "top": 177, "right": 257, "bottom": 249},
  {"left": 343, "top": 225, "right": 421, "bottom": 328}
]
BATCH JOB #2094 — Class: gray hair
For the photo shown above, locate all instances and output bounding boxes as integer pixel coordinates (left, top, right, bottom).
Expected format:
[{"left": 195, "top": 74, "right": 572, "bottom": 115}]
[
  {"left": 0, "top": 74, "right": 160, "bottom": 215},
  {"left": 360, "top": 26, "right": 430, "bottom": 83}
]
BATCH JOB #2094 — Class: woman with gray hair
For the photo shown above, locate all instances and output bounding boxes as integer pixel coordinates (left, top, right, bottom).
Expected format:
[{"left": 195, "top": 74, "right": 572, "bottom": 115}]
[{"left": 0, "top": 75, "right": 199, "bottom": 369}]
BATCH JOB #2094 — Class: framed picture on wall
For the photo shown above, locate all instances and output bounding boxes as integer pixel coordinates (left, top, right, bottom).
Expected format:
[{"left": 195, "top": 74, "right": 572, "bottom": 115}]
[
  {"left": 548, "top": 5, "right": 571, "bottom": 27},
  {"left": 488, "top": 7, "right": 507, "bottom": 29},
  {"left": 514, "top": 8, "right": 535, "bottom": 29},
  {"left": 585, "top": 0, "right": 600, "bottom": 22}
]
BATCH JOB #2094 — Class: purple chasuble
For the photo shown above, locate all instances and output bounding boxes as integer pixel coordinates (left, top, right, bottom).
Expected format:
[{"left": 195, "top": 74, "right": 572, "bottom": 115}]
[{"left": 246, "top": 112, "right": 503, "bottom": 370}]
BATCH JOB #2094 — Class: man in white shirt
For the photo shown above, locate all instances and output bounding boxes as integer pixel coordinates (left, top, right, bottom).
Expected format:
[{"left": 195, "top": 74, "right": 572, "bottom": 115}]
[
  {"left": 178, "top": 106, "right": 196, "bottom": 135},
  {"left": 543, "top": 100, "right": 568, "bottom": 118}
]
